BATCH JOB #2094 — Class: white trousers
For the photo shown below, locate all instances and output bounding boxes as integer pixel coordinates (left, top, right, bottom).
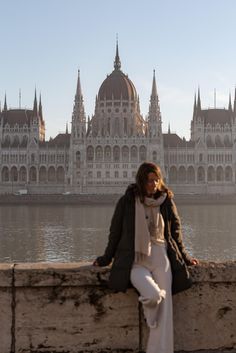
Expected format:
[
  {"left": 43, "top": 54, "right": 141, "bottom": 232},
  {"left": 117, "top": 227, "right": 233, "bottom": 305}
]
[{"left": 130, "top": 243, "right": 173, "bottom": 353}]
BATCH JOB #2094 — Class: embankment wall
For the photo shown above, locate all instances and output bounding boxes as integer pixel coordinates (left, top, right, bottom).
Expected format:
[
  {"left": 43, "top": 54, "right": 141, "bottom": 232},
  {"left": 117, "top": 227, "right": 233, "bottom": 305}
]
[{"left": 0, "top": 262, "right": 235, "bottom": 353}]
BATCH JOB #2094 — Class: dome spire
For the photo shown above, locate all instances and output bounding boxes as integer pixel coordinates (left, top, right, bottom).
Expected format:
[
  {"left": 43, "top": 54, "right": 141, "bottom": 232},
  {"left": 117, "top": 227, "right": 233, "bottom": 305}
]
[{"left": 114, "top": 36, "right": 121, "bottom": 70}]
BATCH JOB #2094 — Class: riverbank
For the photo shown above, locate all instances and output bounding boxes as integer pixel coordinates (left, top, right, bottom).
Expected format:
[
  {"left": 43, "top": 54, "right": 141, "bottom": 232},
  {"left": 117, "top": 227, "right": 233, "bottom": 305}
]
[{"left": 0, "top": 193, "right": 236, "bottom": 205}]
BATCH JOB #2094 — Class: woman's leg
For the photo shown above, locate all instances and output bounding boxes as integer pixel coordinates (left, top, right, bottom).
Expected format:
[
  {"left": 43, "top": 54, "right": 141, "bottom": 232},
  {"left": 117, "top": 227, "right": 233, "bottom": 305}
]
[
  {"left": 130, "top": 264, "right": 166, "bottom": 328},
  {"left": 146, "top": 244, "right": 173, "bottom": 353}
]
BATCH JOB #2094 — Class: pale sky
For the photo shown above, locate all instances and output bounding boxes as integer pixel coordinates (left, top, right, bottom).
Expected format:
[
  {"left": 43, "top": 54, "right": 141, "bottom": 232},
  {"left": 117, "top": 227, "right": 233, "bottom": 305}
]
[{"left": 1, "top": 0, "right": 236, "bottom": 140}]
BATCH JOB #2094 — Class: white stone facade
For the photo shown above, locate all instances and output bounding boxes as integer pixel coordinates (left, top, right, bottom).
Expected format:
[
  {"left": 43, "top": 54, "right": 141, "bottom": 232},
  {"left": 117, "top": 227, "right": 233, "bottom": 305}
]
[
  {"left": 1, "top": 45, "right": 236, "bottom": 195},
  {"left": 68, "top": 45, "right": 164, "bottom": 194}
]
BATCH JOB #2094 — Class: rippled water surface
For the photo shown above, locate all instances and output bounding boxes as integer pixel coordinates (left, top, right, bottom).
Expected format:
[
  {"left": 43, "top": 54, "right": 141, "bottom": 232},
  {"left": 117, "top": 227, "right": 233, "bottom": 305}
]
[{"left": 0, "top": 203, "right": 235, "bottom": 263}]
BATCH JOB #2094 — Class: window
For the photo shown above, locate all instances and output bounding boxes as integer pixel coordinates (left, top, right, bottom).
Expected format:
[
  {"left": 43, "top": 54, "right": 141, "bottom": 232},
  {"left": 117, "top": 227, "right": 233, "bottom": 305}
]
[{"left": 87, "top": 146, "right": 94, "bottom": 161}]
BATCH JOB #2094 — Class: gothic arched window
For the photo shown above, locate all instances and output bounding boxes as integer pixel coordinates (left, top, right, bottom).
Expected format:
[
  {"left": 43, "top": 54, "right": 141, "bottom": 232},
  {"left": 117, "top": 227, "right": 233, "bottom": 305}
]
[
  {"left": 122, "top": 146, "right": 129, "bottom": 162},
  {"left": 139, "top": 146, "right": 147, "bottom": 161},
  {"left": 113, "top": 146, "right": 120, "bottom": 162},
  {"left": 131, "top": 146, "right": 138, "bottom": 161},
  {"left": 87, "top": 146, "right": 94, "bottom": 161}
]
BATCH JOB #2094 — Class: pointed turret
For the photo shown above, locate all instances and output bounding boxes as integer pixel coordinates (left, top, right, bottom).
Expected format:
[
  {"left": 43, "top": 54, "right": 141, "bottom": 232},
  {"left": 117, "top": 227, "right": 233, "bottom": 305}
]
[
  {"left": 151, "top": 69, "right": 158, "bottom": 97},
  {"left": 168, "top": 123, "right": 171, "bottom": 134},
  {"left": 71, "top": 69, "right": 86, "bottom": 139},
  {"left": 148, "top": 70, "right": 162, "bottom": 138},
  {"left": 114, "top": 39, "right": 121, "bottom": 70},
  {"left": 197, "top": 87, "right": 201, "bottom": 111},
  {"left": 193, "top": 92, "right": 197, "bottom": 114},
  {"left": 233, "top": 87, "right": 236, "bottom": 114},
  {"left": 228, "top": 93, "right": 233, "bottom": 112},
  {"left": 3, "top": 93, "right": 7, "bottom": 111},
  {"left": 33, "top": 89, "right": 38, "bottom": 115},
  {"left": 191, "top": 87, "right": 203, "bottom": 141},
  {"left": 66, "top": 122, "right": 68, "bottom": 134},
  {"left": 39, "top": 93, "right": 43, "bottom": 120},
  {"left": 75, "top": 70, "right": 82, "bottom": 98},
  {"left": 19, "top": 89, "right": 21, "bottom": 109}
]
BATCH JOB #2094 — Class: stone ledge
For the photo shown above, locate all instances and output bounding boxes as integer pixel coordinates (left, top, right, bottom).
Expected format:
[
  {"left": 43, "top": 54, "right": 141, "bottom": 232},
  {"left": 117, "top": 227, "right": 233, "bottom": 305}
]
[
  {"left": 13, "top": 262, "right": 107, "bottom": 287},
  {"left": 0, "top": 263, "right": 14, "bottom": 287},
  {"left": 189, "top": 261, "right": 236, "bottom": 283},
  {"left": 0, "top": 261, "right": 233, "bottom": 287}
]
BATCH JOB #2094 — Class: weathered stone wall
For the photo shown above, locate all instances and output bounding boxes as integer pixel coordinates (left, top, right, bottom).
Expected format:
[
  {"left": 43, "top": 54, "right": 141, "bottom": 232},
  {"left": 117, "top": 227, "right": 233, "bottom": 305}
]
[{"left": 0, "top": 262, "right": 235, "bottom": 353}]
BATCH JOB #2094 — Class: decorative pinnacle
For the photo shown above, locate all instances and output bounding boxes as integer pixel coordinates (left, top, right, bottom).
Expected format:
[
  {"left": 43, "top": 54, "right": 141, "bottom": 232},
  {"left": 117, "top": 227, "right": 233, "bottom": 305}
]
[{"left": 114, "top": 36, "right": 121, "bottom": 70}]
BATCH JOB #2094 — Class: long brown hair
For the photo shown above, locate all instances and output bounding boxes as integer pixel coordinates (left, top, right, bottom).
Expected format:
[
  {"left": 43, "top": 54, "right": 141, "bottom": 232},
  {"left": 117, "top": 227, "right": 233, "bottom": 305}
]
[{"left": 135, "top": 162, "right": 173, "bottom": 202}]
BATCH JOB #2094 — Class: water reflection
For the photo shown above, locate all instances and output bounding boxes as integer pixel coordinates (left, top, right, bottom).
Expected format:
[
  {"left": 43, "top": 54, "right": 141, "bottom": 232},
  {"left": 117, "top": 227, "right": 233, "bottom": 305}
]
[
  {"left": 179, "top": 204, "right": 236, "bottom": 262},
  {"left": 0, "top": 204, "right": 235, "bottom": 263}
]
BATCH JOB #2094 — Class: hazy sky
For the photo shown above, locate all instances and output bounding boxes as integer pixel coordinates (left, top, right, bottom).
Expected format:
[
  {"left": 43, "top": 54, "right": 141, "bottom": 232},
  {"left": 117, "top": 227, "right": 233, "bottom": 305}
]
[{"left": 1, "top": 0, "right": 236, "bottom": 139}]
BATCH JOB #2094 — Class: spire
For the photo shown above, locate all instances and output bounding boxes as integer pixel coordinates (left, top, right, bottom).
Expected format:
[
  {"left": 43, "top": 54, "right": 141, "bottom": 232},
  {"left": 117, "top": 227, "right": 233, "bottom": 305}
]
[
  {"left": 3, "top": 93, "right": 7, "bottom": 111},
  {"left": 76, "top": 69, "right": 82, "bottom": 98},
  {"left": 66, "top": 122, "right": 68, "bottom": 134},
  {"left": 71, "top": 69, "right": 86, "bottom": 139},
  {"left": 114, "top": 37, "right": 121, "bottom": 70},
  {"left": 39, "top": 93, "right": 43, "bottom": 120},
  {"left": 197, "top": 87, "right": 201, "bottom": 111},
  {"left": 234, "top": 87, "right": 236, "bottom": 113},
  {"left": 228, "top": 92, "right": 232, "bottom": 112},
  {"left": 19, "top": 89, "right": 21, "bottom": 109},
  {"left": 33, "top": 88, "right": 38, "bottom": 114},
  {"left": 151, "top": 70, "right": 157, "bottom": 97},
  {"left": 168, "top": 123, "right": 171, "bottom": 134},
  {"left": 193, "top": 92, "right": 197, "bottom": 112},
  {"left": 148, "top": 70, "right": 162, "bottom": 138}
]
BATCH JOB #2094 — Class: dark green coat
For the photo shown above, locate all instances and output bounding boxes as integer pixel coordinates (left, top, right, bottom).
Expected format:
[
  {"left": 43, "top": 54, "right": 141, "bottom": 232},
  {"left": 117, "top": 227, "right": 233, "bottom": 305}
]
[{"left": 96, "top": 185, "right": 193, "bottom": 295}]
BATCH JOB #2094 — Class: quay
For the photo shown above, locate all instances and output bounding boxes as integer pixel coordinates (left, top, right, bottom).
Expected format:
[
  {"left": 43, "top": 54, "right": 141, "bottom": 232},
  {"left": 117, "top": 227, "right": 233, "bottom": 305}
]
[
  {"left": 0, "top": 261, "right": 235, "bottom": 352},
  {"left": 1, "top": 193, "right": 236, "bottom": 205}
]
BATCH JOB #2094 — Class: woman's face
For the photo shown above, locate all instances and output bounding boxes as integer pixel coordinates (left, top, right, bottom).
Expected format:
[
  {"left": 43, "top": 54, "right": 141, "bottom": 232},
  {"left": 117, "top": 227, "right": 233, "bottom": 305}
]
[{"left": 145, "top": 172, "right": 160, "bottom": 196}]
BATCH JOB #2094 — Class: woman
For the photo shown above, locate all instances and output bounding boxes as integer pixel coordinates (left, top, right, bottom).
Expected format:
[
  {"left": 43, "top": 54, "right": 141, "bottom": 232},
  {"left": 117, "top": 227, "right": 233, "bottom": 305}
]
[{"left": 94, "top": 162, "right": 198, "bottom": 353}]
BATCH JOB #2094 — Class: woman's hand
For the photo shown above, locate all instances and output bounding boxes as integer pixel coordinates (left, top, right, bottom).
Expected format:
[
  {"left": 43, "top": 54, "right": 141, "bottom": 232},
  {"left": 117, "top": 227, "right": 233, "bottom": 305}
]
[
  {"left": 93, "top": 260, "right": 99, "bottom": 266},
  {"left": 189, "top": 258, "right": 199, "bottom": 265}
]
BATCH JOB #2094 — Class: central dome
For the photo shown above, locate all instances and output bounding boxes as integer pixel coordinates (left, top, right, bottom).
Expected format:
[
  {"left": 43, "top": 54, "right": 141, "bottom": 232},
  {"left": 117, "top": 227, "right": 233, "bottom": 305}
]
[
  {"left": 98, "top": 70, "right": 137, "bottom": 101},
  {"left": 98, "top": 44, "right": 137, "bottom": 101}
]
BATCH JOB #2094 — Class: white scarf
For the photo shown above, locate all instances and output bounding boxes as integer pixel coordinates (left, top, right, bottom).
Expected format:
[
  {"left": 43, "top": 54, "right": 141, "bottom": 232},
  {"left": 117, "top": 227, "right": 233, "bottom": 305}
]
[{"left": 135, "top": 194, "right": 166, "bottom": 262}]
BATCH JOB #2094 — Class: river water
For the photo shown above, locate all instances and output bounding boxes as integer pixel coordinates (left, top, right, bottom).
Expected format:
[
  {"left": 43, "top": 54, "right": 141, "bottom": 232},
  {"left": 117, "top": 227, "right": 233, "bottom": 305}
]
[{"left": 0, "top": 203, "right": 235, "bottom": 263}]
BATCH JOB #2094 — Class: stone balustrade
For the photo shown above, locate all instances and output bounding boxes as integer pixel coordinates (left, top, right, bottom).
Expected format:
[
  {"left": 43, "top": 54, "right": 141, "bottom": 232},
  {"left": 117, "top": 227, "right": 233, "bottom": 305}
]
[{"left": 0, "top": 262, "right": 235, "bottom": 353}]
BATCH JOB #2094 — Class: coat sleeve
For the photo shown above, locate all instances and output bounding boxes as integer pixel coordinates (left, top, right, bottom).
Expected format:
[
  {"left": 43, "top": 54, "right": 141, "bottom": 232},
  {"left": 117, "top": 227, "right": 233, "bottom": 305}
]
[
  {"left": 169, "top": 198, "right": 192, "bottom": 265},
  {"left": 95, "top": 196, "right": 125, "bottom": 266}
]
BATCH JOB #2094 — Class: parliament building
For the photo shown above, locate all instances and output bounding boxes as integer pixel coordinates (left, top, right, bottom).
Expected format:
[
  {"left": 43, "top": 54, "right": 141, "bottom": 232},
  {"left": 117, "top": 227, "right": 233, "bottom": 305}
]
[{"left": 1, "top": 44, "right": 236, "bottom": 195}]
